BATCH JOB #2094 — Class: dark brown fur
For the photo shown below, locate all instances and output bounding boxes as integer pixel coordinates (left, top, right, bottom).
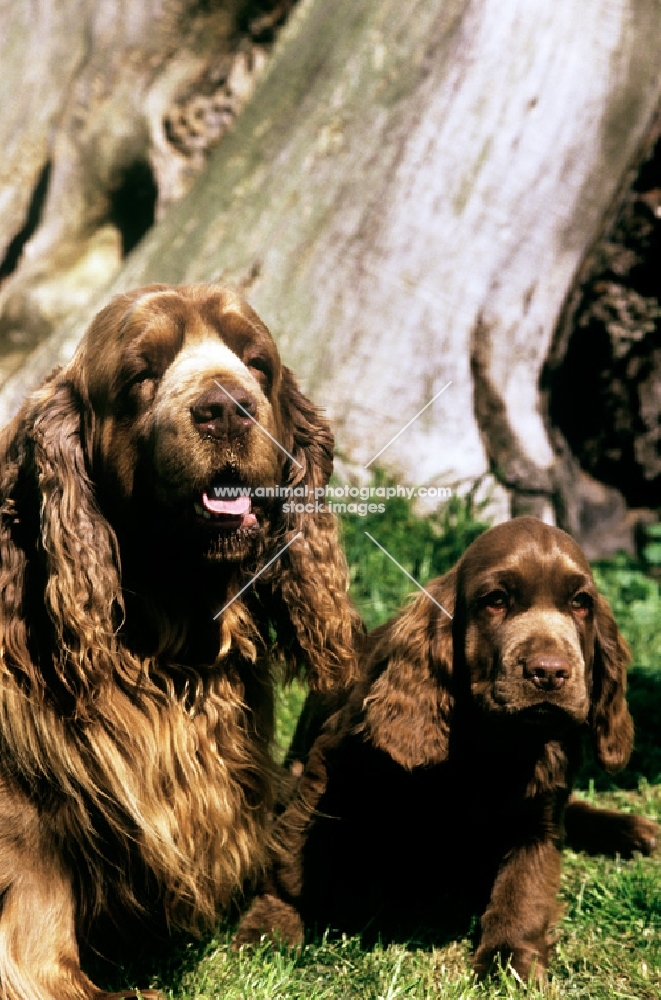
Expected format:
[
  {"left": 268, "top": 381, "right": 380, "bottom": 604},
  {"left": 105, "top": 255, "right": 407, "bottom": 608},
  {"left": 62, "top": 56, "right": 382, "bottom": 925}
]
[
  {"left": 236, "top": 517, "right": 657, "bottom": 980},
  {"left": 0, "top": 284, "right": 360, "bottom": 1000}
]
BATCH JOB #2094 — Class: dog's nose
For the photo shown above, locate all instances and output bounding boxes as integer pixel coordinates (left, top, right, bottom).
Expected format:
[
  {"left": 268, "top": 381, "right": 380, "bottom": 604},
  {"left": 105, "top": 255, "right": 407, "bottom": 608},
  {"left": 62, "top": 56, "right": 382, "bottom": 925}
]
[
  {"left": 191, "top": 385, "right": 257, "bottom": 439},
  {"left": 523, "top": 656, "right": 571, "bottom": 691}
]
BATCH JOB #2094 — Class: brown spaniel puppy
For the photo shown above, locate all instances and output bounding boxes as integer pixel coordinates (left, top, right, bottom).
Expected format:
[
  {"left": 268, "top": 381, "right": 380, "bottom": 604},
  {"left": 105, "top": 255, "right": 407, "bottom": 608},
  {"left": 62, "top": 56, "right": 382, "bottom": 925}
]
[
  {"left": 236, "top": 517, "right": 657, "bottom": 981},
  {"left": 0, "top": 284, "right": 360, "bottom": 1000}
]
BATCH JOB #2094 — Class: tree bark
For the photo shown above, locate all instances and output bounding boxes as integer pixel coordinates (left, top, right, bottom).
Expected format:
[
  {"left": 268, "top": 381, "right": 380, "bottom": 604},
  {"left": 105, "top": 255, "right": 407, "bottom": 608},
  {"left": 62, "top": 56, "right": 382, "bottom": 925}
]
[
  {"left": 546, "top": 110, "right": 661, "bottom": 514},
  {"left": 2, "top": 0, "right": 661, "bottom": 554},
  {"left": 0, "top": 0, "right": 284, "bottom": 368}
]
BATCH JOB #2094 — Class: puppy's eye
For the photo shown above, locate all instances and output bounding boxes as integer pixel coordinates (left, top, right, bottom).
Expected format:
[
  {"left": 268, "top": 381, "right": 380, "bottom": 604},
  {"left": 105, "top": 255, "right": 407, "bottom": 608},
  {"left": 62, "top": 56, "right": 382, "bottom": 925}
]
[
  {"left": 570, "top": 592, "right": 593, "bottom": 616},
  {"left": 482, "top": 590, "right": 509, "bottom": 613}
]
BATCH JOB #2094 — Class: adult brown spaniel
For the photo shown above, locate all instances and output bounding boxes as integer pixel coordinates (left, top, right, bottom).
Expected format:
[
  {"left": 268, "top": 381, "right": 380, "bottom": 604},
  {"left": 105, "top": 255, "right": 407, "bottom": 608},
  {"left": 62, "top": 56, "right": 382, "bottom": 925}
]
[
  {"left": 236, "top": 517, "right": 657, "bottom": 981},
  {"left": 0, "top": 284, "right": 360, "bottom": 1000}
]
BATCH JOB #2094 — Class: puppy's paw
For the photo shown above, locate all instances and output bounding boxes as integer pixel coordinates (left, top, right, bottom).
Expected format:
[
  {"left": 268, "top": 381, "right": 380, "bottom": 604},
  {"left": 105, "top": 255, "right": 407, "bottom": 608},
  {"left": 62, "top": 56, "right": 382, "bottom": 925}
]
[
  {"left": 619, "top": 814, "right": 658, "bottom": 856},
  {"left": 473, "top": 942, "right": 547, "bottom": 984}
]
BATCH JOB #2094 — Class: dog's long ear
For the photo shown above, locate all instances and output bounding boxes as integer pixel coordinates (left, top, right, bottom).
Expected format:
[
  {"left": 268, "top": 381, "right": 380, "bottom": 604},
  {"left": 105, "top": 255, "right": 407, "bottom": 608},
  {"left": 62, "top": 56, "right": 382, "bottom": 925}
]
[
  {"left": 590, "top": 593, "right": 634, "bottom": 772},
  {"left": 362, "top": 568, "right": 456, "bottom": 770},
  {"left": 279, "top": 366, "right": 334, "bottom": 492},
  {"left": 0, "top": 406, "right": 36, "bottom": 695},
  {"left": 0, "top": 374, "right": 124, "bottom": 710},
  {"left": 269, "top": 367, "right": 360, "bottom": 691}
]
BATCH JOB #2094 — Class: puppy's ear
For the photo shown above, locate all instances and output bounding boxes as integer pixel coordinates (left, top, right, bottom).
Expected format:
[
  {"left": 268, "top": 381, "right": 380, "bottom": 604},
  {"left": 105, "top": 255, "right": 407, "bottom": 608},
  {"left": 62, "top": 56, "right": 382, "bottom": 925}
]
[
  {"left": 363, "top": 569, "right": 456, "bottom": 769},
  {"left": 590, "top": 594, "right": 634, "bottom": 772},
  {"left": 269, "top": 367, "right": 360, "bottom": 691}
]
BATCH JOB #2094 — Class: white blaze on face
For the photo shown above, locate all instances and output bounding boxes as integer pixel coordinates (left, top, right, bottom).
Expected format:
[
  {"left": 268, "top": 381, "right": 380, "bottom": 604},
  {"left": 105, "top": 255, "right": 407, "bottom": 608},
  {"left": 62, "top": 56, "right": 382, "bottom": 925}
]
[
  {"left": 158, "top": 339, "right": 267, "bottom": 407},
  {"left": 153, "top": 337, "right": 275, "bottom": 437},
  {"left": 151, "top": 337, "right": 280, "bottom": 509}
]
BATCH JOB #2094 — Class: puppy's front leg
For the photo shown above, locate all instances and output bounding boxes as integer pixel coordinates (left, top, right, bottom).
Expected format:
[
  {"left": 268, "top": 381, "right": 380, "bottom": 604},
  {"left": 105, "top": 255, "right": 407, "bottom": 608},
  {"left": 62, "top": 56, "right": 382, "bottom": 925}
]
[
  {"left": 564, "top": 799, "right": 658, "bottom": 857},
  {"left": 473, "top": 838, "right": 561, "bottom": 982}
]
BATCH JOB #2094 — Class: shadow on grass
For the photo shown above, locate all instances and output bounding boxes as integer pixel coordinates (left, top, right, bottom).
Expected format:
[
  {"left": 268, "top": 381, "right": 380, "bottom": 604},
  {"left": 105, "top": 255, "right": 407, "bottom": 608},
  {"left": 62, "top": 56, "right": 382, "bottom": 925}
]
[
  {"left": 81, "top": 923, "right": 226, "bottom": 997},
  {"left": 576, "top": 664, "right": 661, "bottom": 791},
  {"left": 300, "top": 908, "right": 476, "bottom": 956}
]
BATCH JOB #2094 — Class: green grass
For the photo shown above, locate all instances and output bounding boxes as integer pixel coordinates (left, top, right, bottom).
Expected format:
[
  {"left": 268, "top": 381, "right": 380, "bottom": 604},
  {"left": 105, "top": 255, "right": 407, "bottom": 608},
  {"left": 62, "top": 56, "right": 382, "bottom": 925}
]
[
  {"left": 90, "top": 492, "right": 661, "bottom": 998},
  {"left": 91, "top": 834, "right": 661, "bottom": 999},
  {"left": 340, "top": 473, "right": 491, "bottom": 629}
]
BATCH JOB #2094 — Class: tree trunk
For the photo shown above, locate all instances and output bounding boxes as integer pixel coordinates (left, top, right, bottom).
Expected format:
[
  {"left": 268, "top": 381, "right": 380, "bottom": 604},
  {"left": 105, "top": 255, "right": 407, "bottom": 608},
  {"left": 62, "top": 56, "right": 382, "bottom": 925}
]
[
  {"left": 0, "top": 0, "right": 287, "bottom": 366},
  {"left": 546, "top": 110, "right": 661, "bottom": 515},
  {"left": 2, "top": 0, "right": 661, "bottom": 555}
]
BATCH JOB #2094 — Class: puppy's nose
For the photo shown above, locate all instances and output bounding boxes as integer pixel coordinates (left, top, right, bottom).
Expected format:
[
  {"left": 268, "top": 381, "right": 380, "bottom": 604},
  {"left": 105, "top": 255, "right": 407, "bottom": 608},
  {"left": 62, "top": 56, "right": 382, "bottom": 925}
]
[
  {"left": 191, "top": 385, "right": 257, "bottom": 440},
  {"left": 523, "top": 656, "right": 571, "bottom": 691}
]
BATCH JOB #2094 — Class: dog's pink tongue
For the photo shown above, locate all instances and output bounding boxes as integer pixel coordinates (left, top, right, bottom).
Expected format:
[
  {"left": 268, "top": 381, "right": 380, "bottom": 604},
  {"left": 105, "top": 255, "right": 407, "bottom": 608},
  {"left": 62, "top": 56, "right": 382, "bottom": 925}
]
[
  {"left": 201, "top": 492, "right": 257, "bottom": 526},
  {"left": 202, "top": 493, "right": 251, "bottom": 516}
]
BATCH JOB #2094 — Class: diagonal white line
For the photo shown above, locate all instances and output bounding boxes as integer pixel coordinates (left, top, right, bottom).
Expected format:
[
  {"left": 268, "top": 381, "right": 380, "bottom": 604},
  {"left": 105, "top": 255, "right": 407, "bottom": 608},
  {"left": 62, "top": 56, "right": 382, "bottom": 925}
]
[
  {"left": 214, "top": 380, "right": 302, "bottom": 469},
  {"left": 364, "top": 381, "right": 452, "bottom": 469},
  {"left": 213, "top": 531, "right": 303, "bottom": 620},
  {"left": 364, "top": 531, "right": 452, "bottom": 620}
]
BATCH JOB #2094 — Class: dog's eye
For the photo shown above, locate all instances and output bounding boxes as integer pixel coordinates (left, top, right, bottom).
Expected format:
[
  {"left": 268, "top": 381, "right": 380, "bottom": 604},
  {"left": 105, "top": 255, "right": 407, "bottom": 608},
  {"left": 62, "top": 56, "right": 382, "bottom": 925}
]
[
  {"left": 482, "top": 590, "right": 509, "bottom": 613},
  {"left": 121, "top": 370, "right": 158, "bottom": 407},
  {"left": 129, "top": 371, "right": 156, "bottom": 387},
  {"left": 570, "top": 592, "right": 593, "bottom": 615},
  {"left": 127, "top": 370, "right": 158, "bottom": 392},
  {"left": 247, "top": 357, "right": 271, "bottom": 384}
]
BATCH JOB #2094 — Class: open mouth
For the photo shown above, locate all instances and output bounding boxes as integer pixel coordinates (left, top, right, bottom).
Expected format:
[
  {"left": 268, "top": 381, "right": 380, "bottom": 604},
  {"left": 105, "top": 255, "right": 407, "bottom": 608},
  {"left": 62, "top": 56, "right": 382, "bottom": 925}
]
[{"left": 193, "top": 489, "right": 258, "bottom": 531}]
